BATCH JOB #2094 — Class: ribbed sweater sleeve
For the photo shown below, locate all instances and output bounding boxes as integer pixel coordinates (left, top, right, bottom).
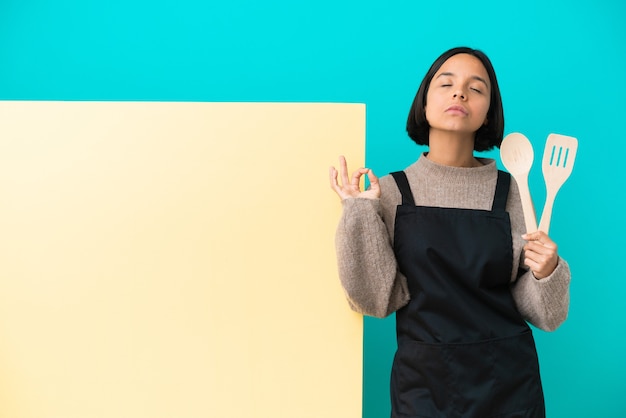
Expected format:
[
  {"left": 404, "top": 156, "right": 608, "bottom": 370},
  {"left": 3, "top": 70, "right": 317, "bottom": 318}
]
[
  {"left": 504, "top": 176, "right": 571, "bottom": 331},
  {"left": 334, "top": 154, "right": 571, "bottom": 330},
  {"left": 335, "top": 198, "right": 410, "bottom": 318}
]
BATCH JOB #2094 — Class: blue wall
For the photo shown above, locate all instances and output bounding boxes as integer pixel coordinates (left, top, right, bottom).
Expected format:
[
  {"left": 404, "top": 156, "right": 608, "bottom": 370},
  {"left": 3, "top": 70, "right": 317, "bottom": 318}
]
[{"left": 2, "top": 0, "right": 625, "bottom": 416}]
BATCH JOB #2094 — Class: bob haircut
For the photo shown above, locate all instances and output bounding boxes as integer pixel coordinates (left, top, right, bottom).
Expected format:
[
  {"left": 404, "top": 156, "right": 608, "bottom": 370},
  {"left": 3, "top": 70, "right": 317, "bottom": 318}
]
[{"left": 406, "top": 47, "right": 504, "bottom": 151}]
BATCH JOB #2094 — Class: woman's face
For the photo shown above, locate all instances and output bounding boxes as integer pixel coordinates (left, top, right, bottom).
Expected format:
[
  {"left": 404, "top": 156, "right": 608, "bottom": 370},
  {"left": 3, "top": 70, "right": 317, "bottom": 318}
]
[{"left": 425, "top": 53, "right": 491, "bottom": 138}]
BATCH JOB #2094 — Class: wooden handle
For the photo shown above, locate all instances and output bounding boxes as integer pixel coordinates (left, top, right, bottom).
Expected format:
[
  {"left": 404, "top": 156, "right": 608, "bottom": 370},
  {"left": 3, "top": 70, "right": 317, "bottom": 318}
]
[
  {"left": 538, "top": 190, "right": 556, "bottom": 233},
  {"left": 517, "top": 179, "right": 537, "bottom": 233}
]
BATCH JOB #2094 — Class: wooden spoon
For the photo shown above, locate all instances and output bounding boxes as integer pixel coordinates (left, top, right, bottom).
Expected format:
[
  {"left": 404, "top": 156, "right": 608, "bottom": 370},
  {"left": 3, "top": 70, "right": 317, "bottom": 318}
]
[
  {"left": 500, "top": 132, "right": 538, "bottom": 233},
  {"left": 538, "top": 133, "right": 578, "bottom": 233}
]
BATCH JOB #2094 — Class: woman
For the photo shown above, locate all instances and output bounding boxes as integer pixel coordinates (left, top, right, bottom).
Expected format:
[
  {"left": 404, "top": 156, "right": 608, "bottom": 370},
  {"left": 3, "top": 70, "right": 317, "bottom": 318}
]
[{"left": 329, "top": 47, "right": 571, "bottom": 417}]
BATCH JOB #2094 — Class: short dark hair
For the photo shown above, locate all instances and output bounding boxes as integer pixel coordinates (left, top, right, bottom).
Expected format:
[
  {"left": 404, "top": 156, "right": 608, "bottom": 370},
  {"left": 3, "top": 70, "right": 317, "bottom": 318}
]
[{"left": 406, "top": 47, "right": 505, "bottom": 151}]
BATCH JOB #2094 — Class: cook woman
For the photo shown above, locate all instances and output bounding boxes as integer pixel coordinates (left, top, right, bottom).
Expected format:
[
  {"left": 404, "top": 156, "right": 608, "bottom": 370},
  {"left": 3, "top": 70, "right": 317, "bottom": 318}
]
[{"left": 329, "top": 47, "right": 571, "bottom": 418}]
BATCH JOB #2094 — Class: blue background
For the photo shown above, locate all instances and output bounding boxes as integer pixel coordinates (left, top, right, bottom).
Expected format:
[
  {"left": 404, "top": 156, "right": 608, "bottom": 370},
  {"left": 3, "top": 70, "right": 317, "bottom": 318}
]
[{"left": 2, "top": 0, "right": 625, "bottom": 416}]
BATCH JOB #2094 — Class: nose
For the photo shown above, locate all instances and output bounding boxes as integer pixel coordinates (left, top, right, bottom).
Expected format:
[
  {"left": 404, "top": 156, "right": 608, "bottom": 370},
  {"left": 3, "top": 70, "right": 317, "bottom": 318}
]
[{"left": 453, "top": 90, "right": 466, "bottom": 100}]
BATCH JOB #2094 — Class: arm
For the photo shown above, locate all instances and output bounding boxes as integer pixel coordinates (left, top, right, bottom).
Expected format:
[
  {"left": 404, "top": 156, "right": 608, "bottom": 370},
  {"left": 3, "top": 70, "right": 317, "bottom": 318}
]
[
  {"left": 507, "top": 179, "right": 571, "bottom": 331},
  {"left": 511, "top": 256, "right": 571, "bottom": 331},
  {"left": 329, "top": 157, "right": 410, "bottom": 317},
  {"left": 335, "top": 198, "right": 410, "bottom": 317}
]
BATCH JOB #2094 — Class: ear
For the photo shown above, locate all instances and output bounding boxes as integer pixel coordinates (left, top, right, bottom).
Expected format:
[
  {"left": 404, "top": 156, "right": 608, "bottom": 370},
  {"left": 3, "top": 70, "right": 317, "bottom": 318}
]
[{"left": 483, "top": 117, "right": 489, "bottom": 126}]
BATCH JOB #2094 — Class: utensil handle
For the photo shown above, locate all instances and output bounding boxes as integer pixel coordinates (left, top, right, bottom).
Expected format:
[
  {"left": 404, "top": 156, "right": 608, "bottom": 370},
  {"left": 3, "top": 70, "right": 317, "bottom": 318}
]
[
  {"left": 538, "top": 191, "right": 556, "bottom": 234},
  {"left": 518, "top": 182, "right": 538, "bottom": 233}
]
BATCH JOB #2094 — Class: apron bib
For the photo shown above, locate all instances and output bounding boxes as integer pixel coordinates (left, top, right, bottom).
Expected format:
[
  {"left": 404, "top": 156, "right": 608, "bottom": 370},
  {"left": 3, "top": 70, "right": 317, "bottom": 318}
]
[{"left": 389, "top": 170, "right": 545, "bottom": 418}]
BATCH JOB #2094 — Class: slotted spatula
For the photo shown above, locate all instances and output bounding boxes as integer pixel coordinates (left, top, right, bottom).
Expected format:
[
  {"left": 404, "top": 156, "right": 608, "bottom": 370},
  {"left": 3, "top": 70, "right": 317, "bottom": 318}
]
[
  {"left": 538, "top": 133, "right": 578, "bottom": 233},
  {"left": 500, "top": 132, "right": 538, "bottom": 233}
]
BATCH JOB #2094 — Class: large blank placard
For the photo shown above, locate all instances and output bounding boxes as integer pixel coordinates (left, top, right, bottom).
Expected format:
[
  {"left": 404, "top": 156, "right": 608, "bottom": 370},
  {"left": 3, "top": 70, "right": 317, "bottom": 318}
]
[{"left": 0, "top": 101, "right": 364, "bottom": 418}]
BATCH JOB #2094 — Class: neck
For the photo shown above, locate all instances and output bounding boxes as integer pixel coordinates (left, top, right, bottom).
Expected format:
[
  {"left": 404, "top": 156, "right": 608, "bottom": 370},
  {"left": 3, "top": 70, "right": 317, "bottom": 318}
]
[{"left": 426, "top": 130, "right": 482, "bottom": 167}]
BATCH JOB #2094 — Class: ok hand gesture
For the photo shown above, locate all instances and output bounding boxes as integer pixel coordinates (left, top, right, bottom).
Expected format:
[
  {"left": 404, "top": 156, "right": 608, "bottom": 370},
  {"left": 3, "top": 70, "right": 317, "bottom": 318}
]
[{"left": 329, "top": 156, "right": 381, "bottom": 201}]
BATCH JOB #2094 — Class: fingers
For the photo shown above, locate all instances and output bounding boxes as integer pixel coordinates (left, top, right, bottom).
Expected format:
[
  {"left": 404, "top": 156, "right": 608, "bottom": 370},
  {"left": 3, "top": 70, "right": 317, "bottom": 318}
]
[
  {"left": 339, "top": 155, "right": 350, "bottom": 189},
  {"left": 523, "top": 256, "right": 558, "bottom": 279},
  {"left": 522, "top": 231, "right": 559, "bottom": 279},
  {"left": 329, "top": 156, "right": 350, "bottom": 195},
  {"left": 329, "top": 165, "right": 340, "bottom": 192},
  {"left": 329, "top": 156, "right": 379, "bottom": 200},
  {"left": 367, "top": 168, "right": 381, "bottom": 194},
  {"left": 522, "top": 231, "right": 554, "bottom": 246},
  {"left": 333, "top": 155, "right": 369, "bottom": 189},
  {"left": 350, "top": 167, "right": 370, "bottom": 187},
  {"left": 522, "top": 231, "right": 557, "bottom": 256}
]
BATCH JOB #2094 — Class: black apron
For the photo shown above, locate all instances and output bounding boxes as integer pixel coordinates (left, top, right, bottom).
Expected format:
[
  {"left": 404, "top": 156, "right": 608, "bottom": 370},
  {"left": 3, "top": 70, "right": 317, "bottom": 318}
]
[{"left": 389, "top": 170, "right": 545, "bottom": 418}]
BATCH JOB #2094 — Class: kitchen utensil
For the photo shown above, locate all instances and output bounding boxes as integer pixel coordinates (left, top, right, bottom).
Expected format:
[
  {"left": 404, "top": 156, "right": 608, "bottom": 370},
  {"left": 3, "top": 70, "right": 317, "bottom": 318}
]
[
  {"left": 538, "top": 133, "right": 578, "bottom": 233},
  {"left": 500, "top": 132, "right": 537, "bottom": 233}
]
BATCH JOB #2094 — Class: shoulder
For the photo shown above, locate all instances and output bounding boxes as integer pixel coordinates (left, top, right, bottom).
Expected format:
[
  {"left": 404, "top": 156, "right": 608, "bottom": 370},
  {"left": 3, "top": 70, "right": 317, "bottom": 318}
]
[
  {"left": 379, "top": 172, "right": 402, "bottom": 208},
  {"left": 376, "top": 163, "right": 422, "bottom": 225},
  {"left": 505, "top": 174, "right": 522, "bottom": 208}
]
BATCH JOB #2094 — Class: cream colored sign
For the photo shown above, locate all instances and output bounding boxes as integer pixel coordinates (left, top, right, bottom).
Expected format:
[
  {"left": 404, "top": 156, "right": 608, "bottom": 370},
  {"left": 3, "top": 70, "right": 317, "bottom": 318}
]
[{"left": 0, "top": 101, "right": 364, "bottom": 418}]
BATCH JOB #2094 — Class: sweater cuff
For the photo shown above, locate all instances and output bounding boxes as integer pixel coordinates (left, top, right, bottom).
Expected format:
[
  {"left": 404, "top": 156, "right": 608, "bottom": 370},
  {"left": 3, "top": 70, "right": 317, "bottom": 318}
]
[{"left": 341, "top": 197, "right": 382, "bottom": 215}]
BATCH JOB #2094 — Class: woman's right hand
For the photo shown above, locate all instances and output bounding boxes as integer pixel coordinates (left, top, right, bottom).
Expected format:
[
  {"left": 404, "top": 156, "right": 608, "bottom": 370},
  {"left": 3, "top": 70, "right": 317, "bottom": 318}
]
[{"left": 329, "top": 156, "right": 381, "bottom": 201}]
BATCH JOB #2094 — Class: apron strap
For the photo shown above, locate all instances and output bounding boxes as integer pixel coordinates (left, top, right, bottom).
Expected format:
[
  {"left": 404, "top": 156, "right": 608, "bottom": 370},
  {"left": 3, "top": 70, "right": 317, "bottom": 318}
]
[
  {"left": 492, "top": 170, "right": 511, "bottom": 211},
  {"left": 390, "top": 171, "right": 415, "bottom": 206}
]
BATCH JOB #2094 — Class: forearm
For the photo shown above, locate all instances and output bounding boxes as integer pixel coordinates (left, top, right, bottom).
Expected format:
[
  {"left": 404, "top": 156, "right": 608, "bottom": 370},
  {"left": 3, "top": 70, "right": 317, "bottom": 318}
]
[
  {"left": 511, "top": 257, "right": 571, "bottom": 331},
  {"left": 505, "top": 178, "right": 571, "bottom": 331},
  {"left": 335, "top": 198, "right": 409, "bottom": 318}
]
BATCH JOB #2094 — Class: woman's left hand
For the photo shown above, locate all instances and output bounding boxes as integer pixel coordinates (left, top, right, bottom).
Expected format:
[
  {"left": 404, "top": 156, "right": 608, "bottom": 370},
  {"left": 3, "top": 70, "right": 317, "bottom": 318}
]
[{"left": 522, "top": 231, "right": 559, "bottom": 279}]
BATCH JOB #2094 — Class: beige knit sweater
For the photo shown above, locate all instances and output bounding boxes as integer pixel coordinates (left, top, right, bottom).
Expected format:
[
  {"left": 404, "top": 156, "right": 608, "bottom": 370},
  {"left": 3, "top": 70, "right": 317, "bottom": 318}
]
[{"left": 335, "top": 153, "right": 571, "bottom": 332}]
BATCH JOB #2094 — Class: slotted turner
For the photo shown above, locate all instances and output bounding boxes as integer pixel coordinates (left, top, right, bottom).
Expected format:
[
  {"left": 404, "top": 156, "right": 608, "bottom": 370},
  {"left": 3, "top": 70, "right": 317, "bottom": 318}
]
[
  {"left": 500, "top": 132, "right": 538, "bottom": 233},
  {"left": 538, "top": 133, "right": 578, "bottom": 233}
]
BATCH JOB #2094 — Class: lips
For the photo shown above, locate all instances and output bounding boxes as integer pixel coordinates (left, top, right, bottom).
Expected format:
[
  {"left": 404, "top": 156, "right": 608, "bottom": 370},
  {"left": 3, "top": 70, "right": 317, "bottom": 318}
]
[{"left": 445, "top": 105, "right": 468, "bottom": 115}]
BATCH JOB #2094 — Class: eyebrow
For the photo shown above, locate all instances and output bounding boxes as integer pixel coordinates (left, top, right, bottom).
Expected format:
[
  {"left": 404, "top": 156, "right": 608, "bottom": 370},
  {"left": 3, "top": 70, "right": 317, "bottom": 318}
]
[{"left": 436, "top": 72, "right": 490, "bottom": 89}]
